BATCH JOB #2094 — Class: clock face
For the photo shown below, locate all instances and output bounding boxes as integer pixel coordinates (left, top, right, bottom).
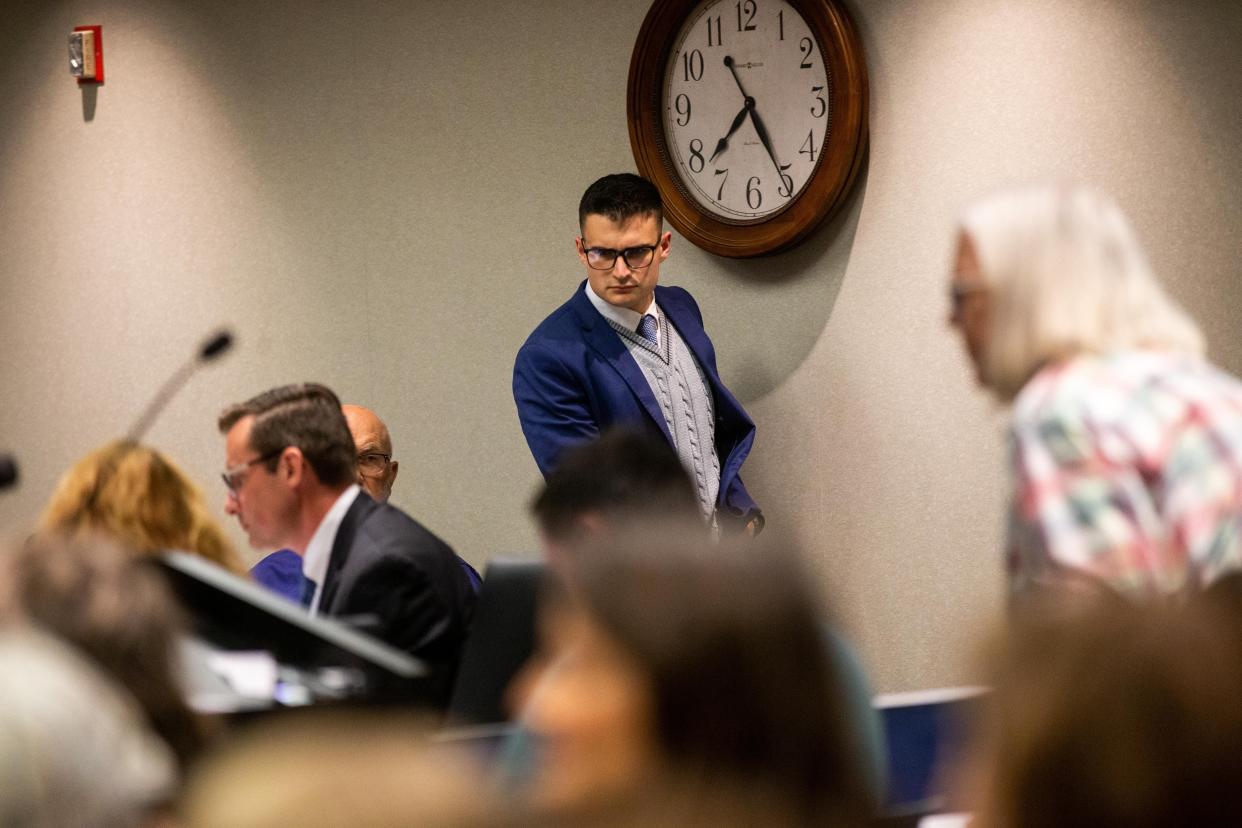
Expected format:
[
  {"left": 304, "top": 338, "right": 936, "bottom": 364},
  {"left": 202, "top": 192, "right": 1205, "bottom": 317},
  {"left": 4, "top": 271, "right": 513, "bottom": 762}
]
[
  {"left": 629, "top": 0, "right": 868, "bottom": 256},
  {"left": 663, "top": 0, "right": 831, "bottom": 222}
]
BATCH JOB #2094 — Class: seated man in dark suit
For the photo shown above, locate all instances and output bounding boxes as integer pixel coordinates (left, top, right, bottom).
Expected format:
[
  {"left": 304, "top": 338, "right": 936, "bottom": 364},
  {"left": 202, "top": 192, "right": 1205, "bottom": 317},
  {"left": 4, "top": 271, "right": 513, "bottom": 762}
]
[
  {"left": 218, "top": 383, "right": 475, "bottom": 703},
  {"left": 251, "top": 402, "right": 410, "bottom": 600}
]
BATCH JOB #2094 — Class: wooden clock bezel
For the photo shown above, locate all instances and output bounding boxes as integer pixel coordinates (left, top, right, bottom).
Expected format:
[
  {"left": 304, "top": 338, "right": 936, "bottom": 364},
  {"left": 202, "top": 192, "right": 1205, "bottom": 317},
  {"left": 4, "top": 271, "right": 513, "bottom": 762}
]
[{"left": 627, "top": 0, "right": 869, "bottom": 258}]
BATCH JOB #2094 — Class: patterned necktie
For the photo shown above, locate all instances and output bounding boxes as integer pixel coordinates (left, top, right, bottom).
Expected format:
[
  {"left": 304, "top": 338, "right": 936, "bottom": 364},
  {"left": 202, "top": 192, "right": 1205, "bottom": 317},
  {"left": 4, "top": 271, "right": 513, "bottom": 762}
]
[
  {"left": 637, "top": 313, "right": 658, "bottom": 346},
  {"left": 298, "top": 576, "right": 317, "bottom": 609}
]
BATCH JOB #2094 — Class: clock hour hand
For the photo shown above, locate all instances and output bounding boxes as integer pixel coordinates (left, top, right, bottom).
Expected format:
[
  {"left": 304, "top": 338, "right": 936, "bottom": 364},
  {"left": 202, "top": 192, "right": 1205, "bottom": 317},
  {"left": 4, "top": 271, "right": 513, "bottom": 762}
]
[{"left": 709, "top": 101, "right": 752, "bottom": 163}]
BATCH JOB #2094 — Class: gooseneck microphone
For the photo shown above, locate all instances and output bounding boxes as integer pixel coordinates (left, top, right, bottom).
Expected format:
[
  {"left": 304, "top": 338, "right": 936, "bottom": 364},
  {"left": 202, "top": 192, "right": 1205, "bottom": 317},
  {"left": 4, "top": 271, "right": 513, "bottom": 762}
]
[
  {"left": 0, "top": 454, "right": 16, "bottom": 491},
  {"left": 127, "top": 328, "right": 235, "bottom": 443}
]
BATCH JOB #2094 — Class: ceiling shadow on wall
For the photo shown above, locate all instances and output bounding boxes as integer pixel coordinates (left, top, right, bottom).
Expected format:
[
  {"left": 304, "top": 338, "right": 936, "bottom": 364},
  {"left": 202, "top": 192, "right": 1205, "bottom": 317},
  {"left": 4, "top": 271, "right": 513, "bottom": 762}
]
[{"left": 707, "top": 151, "right": 870, "bottom": 403}]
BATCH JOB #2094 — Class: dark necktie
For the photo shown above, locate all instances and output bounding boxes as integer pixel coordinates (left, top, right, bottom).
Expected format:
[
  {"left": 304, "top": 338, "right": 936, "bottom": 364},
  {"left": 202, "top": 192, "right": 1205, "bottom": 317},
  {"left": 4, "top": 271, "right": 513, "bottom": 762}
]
[
  {"left": 637, "top": 313, "right": 658, "bottom": 346},
  {"left": 298, "top": 576, "right": 317, "bottom": 609}
]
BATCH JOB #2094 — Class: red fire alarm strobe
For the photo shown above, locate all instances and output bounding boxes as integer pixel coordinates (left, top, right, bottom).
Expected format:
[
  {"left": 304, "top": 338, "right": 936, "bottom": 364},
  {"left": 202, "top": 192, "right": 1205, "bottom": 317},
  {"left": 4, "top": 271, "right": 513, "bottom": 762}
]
[{"left": 69, "top": 25, "right": 104, "bottom": 85}]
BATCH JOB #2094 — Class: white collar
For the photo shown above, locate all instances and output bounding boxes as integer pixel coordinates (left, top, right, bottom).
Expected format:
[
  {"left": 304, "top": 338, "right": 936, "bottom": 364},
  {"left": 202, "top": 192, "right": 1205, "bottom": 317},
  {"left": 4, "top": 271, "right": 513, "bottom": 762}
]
[
  {"left": 302, "top": 484, "right": 361, "bottom": 615},
  {"left": 584, "top": 281, "right": 661, "bottom": 343}
]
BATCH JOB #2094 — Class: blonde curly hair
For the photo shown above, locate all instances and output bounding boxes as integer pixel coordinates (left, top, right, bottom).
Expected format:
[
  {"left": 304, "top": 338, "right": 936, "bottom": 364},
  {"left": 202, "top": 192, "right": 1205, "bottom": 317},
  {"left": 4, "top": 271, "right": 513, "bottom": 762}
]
[{"left": 39, "top": 440, "right": 243, "bottom": 574}]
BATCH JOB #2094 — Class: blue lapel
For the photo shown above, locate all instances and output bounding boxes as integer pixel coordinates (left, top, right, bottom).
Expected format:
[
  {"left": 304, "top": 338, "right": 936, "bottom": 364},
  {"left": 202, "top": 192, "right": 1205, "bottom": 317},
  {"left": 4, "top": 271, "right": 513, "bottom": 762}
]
[
  {"left": 569, "top": 285, "right": 675, "bottom": 445},
  {"left": 656, "top": 285, "right": 753, "bottom": 429},
  {"left": 656, "top": 286, "right": 722, "bottom": 390}
]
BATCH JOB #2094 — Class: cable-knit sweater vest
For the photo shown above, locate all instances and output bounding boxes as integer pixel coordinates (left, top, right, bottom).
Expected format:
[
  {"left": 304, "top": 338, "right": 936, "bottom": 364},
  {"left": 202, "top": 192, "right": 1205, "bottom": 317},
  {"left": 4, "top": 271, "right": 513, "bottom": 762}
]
[{"left": 606, "top": 313, "right": 720, "bottom": 522}]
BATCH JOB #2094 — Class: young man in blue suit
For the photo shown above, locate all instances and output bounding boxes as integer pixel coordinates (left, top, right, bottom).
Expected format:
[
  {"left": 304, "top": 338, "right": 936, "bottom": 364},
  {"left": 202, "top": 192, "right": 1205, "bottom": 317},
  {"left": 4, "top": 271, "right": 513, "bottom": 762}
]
[{"left": 513, "top": 174, "right": 763, "bottom": 534}]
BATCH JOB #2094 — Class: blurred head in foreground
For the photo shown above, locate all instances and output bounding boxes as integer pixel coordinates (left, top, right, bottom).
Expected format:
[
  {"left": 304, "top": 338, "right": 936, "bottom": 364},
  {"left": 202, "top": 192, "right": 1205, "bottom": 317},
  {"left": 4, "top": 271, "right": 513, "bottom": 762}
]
[
  {"left": 963, "top": 597, "right": 1242, "bottom": 827},
  {"left": 181, "top": 712, "right": 495, "bottom": 828},
  {"left": 0, "top": 629, "right": 175, "bottom": 827},
  {"left": 40, "top": 440, "right": 243, "bottom": 573},
  {"left": 949, "top": 184, "right": 1202, "bottom": 400},
  {"left": 514, "top": 528, "right": 872, "bottom": 826},
  {"left": 531, "top": 427, "right": 702, "bottom": 567},
  {"left": 0, "top": 534, "right": 208, "bottom": 769}
]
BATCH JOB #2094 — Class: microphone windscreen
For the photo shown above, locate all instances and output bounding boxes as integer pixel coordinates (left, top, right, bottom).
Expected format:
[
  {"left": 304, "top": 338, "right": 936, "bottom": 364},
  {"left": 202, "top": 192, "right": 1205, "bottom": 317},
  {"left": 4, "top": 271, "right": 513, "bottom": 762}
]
[
  {"left": 199, "top": 329, "right": 234, "bottom": 362},
  {"left": 0, "top": 455, "right": 17, "bottom": 490}
]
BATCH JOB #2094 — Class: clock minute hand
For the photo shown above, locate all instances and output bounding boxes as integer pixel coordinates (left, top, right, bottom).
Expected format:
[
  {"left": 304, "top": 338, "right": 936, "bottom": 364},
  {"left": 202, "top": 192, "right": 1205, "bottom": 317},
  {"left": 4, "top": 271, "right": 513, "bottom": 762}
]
[
  {"left": 723, "top": 55, "right": 750, "bottom": 100},
  {"left": 709, "top": 102, "right": 752, "bottom": 163},
  {"left": 747, "top": 104, "right": 792, "bottom": 199},
  {"left": 723, "top": 55, "right": 791, "bottom": 199},
  {"left": 747, "top": 105, "right": 780, "bottom": 172},
  {"left": 722, "top": 55, "right": 791, "bottom": 199}
]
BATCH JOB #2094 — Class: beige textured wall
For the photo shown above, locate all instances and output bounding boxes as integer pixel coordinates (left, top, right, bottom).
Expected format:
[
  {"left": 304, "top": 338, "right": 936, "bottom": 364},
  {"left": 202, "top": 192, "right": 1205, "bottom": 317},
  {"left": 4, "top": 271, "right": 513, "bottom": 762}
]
[{"left": 1, "top": 0, "right": 1239, "bottom": 691}]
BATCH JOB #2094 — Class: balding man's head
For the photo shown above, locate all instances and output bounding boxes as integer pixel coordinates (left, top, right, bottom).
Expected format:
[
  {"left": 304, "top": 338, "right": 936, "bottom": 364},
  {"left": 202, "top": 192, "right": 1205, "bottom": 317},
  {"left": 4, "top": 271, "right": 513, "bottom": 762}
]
[{"left": 342, "top": 405, "right": 399, "bottom": 503}]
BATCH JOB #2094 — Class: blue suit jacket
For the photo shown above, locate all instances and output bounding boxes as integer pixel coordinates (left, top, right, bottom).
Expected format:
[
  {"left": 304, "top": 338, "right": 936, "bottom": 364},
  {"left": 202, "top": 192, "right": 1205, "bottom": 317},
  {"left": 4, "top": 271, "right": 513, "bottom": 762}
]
[{"left": 513, "top": 282, "right": 760, "bottom": 526}]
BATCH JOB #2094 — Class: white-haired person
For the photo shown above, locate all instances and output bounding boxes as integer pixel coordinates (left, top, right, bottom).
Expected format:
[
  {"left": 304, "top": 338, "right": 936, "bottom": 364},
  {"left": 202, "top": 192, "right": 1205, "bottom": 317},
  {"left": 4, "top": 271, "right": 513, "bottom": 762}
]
[{"left": 948, "top": 184, "right": 1242, "bottom": 602}]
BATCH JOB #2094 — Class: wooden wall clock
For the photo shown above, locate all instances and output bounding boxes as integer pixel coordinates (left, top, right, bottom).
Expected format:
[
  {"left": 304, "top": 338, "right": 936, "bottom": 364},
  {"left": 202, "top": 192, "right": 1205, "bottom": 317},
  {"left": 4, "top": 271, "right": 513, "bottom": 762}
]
[{"left": 628, "top": 0, "right": 868, "bottom": 258}]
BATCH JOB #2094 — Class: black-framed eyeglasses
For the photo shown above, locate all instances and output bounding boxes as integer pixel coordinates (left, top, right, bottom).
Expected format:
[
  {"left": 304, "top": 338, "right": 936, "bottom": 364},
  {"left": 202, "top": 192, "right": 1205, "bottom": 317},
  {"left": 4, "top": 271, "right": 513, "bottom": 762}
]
[
  {"left": 221, "top": 449, "right": 284, "bottom": 493},
  {"left": 582, "top": 242, "right": 659, "bottom": 270},
  {"left": 357, "top": 451, "right": 392, "bottom": 477}
]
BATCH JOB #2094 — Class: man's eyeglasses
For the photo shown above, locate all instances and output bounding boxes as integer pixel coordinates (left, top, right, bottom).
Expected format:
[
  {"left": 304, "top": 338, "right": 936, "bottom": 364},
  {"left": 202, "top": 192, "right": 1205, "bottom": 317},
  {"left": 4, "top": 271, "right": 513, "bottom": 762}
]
[
  {"left": 582, "top": 242, "right": 659, "bottom": 270},
  {"left": 357, "top": 452, "right": 392, "bottom": 477},
  {"left": 221, "top": 449, "right": 283, "bottom": 492}
]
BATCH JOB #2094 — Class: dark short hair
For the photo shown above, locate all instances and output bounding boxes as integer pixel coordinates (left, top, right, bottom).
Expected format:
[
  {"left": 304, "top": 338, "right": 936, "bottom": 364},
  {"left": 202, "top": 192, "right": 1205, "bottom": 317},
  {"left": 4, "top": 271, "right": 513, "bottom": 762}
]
[
  {"left": 578, "top": 173, "right": 663, "bottom": 231},
  {"left": 531, "top": 427, "right": 700, "bottom": 542},
  {"left": 217, "top": 383, "right": 355, "bottom": 488},
  {"left": 561, "top": 530, "right": 873, "bottom": 823}
]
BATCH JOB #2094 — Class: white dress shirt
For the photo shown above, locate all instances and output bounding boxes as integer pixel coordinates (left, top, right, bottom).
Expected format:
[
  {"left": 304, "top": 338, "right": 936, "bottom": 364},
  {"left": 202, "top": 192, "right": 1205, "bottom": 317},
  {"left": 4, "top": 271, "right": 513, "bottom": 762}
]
[
  {"left": 584, "top": 281, "right": 662, "bottom": 348},
  {"left": 301, "top": 484, "right": 361, "bottom": 615}
]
